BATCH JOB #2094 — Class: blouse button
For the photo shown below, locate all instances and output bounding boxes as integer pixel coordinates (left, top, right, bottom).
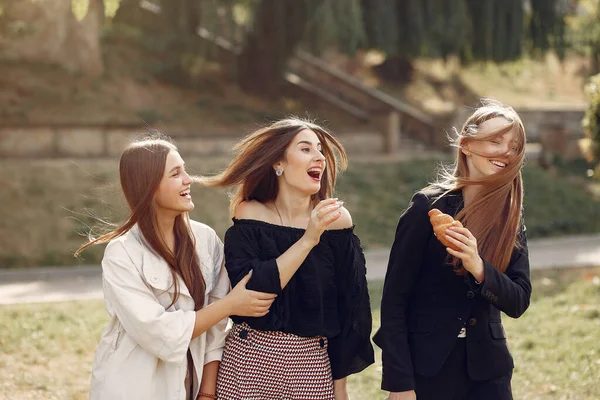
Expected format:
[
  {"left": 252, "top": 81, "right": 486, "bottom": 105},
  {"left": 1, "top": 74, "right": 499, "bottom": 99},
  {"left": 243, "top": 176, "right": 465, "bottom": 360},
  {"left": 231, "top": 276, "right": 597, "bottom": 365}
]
[
  {"left": 152, "top": 275, "right": 158, "bottom": 281},
  {"left": 239, "top": 329, "right": 248, "bottom": 339},
  {"left": 468, "top": 318, "right": 477, "bottom": 326},
  {"left": 466, "top": 291, "right": 474, "bottom": 299},
  {"left": 319, "top": 338, "right": 325, "bottom": 348}
]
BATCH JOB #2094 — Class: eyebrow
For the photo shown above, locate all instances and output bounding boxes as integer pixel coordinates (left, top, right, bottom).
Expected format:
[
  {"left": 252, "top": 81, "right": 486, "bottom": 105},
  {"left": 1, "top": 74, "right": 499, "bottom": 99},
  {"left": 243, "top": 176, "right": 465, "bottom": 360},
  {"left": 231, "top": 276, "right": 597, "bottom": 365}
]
[
  {"left": 297, "top": 140, "right": 322, "bottom": 147},
  {"left": 168, "top": 163, "right": 185, "bottom": 173}
]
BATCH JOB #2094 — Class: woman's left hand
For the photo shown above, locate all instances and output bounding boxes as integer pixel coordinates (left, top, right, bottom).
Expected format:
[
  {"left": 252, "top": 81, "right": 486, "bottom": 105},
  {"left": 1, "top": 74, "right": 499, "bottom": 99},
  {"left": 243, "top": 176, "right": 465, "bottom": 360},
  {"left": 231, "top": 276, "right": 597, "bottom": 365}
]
[{"left": 445, "top": 226, "right": 485, "bottom": 281}]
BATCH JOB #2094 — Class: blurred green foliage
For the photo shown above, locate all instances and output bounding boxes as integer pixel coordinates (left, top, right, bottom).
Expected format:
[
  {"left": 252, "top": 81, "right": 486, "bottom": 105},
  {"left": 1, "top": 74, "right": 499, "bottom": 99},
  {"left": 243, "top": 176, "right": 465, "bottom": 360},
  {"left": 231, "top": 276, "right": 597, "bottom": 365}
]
[{"left": 583, "top": 73, "right": 600, "bottom": 177}]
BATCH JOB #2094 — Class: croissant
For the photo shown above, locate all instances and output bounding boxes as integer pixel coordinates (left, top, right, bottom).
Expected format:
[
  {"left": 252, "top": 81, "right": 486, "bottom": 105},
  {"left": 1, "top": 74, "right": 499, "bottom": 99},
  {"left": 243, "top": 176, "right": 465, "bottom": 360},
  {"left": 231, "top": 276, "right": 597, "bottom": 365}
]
[{"left": 428, "top": 208, "right": 463, "bottom": 250}]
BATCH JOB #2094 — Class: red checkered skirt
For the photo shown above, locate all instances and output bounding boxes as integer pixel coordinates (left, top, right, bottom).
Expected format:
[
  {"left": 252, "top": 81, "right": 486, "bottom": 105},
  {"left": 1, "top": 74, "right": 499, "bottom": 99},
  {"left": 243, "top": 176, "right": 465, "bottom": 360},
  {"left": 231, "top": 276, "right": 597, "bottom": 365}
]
[{"left": 216, "top": 323, "right": 335, "bottom": 400}]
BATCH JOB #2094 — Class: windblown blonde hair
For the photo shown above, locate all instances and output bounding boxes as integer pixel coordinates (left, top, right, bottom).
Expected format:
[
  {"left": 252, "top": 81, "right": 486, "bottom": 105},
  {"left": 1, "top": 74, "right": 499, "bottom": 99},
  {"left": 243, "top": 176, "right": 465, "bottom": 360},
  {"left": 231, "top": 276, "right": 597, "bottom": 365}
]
[
  {"left": 198, "top": 118, "right": 348, "bottom": 215},
  {"left": 433, "top": 99, "right": 526, "bottom": 273}
]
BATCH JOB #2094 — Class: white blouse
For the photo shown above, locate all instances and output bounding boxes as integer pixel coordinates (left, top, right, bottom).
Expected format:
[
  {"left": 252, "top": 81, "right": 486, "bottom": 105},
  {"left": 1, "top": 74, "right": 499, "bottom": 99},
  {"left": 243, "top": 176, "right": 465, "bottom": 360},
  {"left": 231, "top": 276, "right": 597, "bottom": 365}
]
[{"left": 89, "top": 221, "right": 230, "bottom": 400}]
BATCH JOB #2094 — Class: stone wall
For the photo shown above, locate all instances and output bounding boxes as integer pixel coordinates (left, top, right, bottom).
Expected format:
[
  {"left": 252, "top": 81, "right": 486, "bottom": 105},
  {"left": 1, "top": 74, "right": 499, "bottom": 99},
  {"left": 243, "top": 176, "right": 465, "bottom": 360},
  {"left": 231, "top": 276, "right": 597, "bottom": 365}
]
[
  {"left": 0, "top": 124, "right": 141, "bottom": 158},
  {"left": 0, "top": 124, "right": 387, "bottom": 159},
  {"left": 0, "top": 108, "right": 587, "bottom": 160}
]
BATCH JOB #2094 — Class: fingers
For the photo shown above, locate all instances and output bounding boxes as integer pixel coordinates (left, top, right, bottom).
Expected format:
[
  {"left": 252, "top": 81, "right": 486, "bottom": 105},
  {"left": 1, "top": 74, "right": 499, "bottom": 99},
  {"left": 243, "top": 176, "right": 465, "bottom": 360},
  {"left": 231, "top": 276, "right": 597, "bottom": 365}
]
[
  {"left": 314, "top": 201, "right": 343, "bottom": 222},
  {"left": 248, "top": 299, "right": 273, "bottom": 316},
  {"left": 320, "top": 208, "right": 342, "bottom": 228},
  {"left": 446, "top": 246, "right": 463, "bottom": 258},
  {"left": 236, "top": 270, "right": 253, "bottom": 288},
  {"left": 314, "top": 201, "right": 343, "bottom": 220},
  {"left": 446, "top": 235, "right": 477, "bottom": 254},
  {"left": 253, "top": 298, "right": 275, "bottom": 307},
  {"left": 445, "top": 234, "right": 469, "bottom": 251},
  {"left": 445, "top": 229, "right": 472, "bottom": 247},
  {"left": 247, "top": 290, "right": 278, "bottom": 300},
  {"left": 240, "top": 307, "right": 271, "bottom": 317},
  {"left": 448, "top": 226, "right": 475, "bottom": 241},
  {"left": 250, "top": 308, "right": 270, "bottom": 317},
  {"left": 313, "top": 198, "right": 339, "bottom": 212},
  {"left": 313, "top": 199, "right": 339, "bottom": 219}
]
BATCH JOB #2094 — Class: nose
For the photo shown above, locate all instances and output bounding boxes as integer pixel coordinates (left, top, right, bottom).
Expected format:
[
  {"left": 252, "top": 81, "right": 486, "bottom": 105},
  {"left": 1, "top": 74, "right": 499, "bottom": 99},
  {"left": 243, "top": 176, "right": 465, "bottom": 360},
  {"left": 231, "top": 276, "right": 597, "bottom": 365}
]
[
  {"left": 182, "top": 171, "right": 193, "bottom": 184},
  {"left": 504, "top": 144, "right": 517, "bottom": 158}
]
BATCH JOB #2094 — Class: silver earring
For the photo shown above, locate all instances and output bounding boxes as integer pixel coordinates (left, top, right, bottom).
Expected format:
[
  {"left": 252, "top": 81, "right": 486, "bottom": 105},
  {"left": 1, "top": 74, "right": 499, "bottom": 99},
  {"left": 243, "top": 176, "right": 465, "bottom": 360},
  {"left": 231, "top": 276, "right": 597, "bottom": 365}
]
[{"left": 275, "top": 168, "right": 283, "bottom": 176}]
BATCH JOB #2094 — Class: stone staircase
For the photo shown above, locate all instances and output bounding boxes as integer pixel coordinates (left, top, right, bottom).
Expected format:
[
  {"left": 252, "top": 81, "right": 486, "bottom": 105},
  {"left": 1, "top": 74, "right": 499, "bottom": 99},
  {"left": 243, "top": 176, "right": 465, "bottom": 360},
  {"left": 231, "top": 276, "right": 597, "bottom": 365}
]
[
  {"left": 196, "top": 28, "right": 441, "bottom": 158},
  {"left": 286, "top": 50, "right": 438, "bottom": 155}
]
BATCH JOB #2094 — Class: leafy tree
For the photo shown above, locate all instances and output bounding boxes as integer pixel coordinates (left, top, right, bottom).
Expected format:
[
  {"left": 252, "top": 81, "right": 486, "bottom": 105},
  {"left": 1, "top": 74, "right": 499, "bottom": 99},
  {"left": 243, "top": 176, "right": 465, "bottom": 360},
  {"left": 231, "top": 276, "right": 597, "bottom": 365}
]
[{"left": 583, "top": 73, "right": 600, "bottom": 176}]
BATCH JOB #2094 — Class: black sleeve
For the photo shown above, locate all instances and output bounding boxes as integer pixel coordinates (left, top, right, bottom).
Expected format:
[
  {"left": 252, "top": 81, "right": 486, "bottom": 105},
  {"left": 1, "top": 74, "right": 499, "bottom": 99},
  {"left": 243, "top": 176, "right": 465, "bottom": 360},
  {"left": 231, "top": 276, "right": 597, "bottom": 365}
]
[
  {"left": 224, "top": 224, "right": 282, "bottom": 294},
  {"left": 465, "top": 225, "right": 532, "bottom": 318},
  {"left": 327, "top": 232, "right": 375, "bottom": 380},
  {"left": 372, "top": 192, "right": 432, "bottom": 392}
]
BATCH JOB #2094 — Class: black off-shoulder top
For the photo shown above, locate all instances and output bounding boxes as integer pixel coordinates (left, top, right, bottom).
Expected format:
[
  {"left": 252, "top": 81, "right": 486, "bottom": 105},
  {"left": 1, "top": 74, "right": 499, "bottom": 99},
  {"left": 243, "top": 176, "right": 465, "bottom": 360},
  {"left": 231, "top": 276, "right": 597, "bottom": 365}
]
[{"left": 223, "top": 218, "right": 375, "bottom": 379}]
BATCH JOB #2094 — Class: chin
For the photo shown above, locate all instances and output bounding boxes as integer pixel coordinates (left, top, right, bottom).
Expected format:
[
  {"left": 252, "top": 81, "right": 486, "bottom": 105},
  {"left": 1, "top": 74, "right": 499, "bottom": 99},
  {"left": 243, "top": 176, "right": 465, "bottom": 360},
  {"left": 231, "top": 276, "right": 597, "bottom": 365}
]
[
  {"left": 178, "top": 203, "right": 195, "bottom": 212},
  {"left": 308, "top": 186, "right": 321, "bottom": 196}
]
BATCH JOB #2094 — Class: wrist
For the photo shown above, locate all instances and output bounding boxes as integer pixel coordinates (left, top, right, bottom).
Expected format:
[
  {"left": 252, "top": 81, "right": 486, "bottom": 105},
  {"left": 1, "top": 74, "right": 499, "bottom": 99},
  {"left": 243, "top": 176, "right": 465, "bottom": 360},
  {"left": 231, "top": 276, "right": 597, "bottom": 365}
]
[
  {"left": 472, "top": 257, "right": 485, "bottom": 282},
  {"left": 299, "top": 234, "right": 319, "bottom": 249},
  {"left": 219, "top": 295, "right": 235, "bottom": 317}
]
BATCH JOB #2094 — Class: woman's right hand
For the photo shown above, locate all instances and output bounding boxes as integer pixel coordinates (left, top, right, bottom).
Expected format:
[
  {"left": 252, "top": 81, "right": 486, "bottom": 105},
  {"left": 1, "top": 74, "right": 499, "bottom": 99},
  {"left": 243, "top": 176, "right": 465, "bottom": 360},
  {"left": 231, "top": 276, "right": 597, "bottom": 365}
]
[
  {"left": 303, "top": 198, "right": 344, "bottom": 246},
  {"left": 225, "top": 271, "right": 277, "bottom": 317},
  {"left": 386, "top": 391, "right": 416, "bottom": 400}
]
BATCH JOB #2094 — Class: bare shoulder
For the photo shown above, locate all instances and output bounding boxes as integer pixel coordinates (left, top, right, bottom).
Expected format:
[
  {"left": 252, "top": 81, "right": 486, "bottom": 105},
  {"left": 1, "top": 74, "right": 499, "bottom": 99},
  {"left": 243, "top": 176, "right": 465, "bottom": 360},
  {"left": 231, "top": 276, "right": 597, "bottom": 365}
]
[
  {"left": 327, "top": 206, "right": 353, "bottom": 230},
  {"left": 234, "top": 200, "right": 270, "bottom": 220}
]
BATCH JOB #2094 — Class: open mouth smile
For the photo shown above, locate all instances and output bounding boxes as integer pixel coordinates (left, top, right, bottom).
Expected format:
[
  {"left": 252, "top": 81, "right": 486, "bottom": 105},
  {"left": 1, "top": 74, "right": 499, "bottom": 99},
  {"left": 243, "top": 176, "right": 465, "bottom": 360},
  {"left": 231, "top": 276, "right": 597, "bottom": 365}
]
[
  {"left": 307, "top": 167, "right": 322, "bottom": 182},
  {"left": 490, "top": 160, "right": 507, "bottom": 169},
  {"left": 179, "top": 189, "right": 191, "bottom": 199}
]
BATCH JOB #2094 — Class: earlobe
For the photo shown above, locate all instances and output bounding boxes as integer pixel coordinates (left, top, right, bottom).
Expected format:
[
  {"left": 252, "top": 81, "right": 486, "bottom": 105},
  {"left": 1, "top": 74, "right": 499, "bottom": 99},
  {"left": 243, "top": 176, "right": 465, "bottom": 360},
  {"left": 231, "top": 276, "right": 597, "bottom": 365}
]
[
  {"left": 273, "top": 163, "right": 283, "bottom": 177},
  {"left": 460, "top": 142, "right": 471, "bottom": 156}
]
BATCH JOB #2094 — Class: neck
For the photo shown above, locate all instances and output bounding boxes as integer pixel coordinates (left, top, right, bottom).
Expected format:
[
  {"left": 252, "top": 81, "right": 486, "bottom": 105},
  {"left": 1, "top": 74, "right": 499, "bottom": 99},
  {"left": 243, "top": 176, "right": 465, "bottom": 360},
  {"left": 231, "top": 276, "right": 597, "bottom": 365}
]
[
  {"left": 273, "top": 186, "right": 312, "bottom": 226},
  {"left": 155, "top": 211, "right": 178, "bottom": 252},
  {"left": 461, "top": 184, "right": 482, "bottom": 207}
]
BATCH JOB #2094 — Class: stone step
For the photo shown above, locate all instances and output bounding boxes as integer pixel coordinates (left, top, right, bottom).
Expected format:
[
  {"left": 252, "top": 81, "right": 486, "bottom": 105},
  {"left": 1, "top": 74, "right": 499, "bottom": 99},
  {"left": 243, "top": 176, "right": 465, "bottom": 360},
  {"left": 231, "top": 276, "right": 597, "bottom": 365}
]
[{"left": 0, "top": 126, "right": 439, "bottom": 159}]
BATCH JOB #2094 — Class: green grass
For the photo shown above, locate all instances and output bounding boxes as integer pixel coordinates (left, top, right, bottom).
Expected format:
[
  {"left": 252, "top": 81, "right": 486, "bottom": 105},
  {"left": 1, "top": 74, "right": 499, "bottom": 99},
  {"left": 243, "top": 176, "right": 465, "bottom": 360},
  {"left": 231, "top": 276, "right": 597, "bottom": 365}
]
[
  {"left": 0, "top": 301, "right": 108, "bottom": 400},
  {"left": 1, "top": 268, "right": 599, "bottom": 399},
  {"left": 0, "top": 158, "right": 598, "bottom": 267}
]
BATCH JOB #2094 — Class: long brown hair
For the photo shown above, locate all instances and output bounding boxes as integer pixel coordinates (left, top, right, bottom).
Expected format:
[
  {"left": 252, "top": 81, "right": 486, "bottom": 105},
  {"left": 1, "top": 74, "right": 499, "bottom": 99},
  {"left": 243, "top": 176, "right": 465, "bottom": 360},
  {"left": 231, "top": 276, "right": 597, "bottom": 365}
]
[
  {"left": 75, "top": 136, "right": 206, "bottom": 310},
  {"left": 433, "top": 99, "right": 526, "bottom": 273},
  {"left": 199, "top": 118, "right": 348, "bottom": 214}
]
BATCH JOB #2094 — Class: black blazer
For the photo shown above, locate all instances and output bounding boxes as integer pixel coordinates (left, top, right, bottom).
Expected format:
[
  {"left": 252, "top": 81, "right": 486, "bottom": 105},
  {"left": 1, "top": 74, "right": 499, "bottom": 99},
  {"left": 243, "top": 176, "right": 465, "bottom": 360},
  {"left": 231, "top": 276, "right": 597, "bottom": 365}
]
[{"left": 372, "top": 187, "right": 532, "bottom": 392}]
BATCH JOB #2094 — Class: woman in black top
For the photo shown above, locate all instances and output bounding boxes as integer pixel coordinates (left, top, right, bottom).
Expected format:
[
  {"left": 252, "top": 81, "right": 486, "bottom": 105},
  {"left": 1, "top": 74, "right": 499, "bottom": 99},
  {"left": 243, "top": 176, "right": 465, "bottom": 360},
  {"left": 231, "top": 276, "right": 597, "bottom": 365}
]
[
  {"left": 201, "top": 118, "right": 374, "bottom": 400},
  {"left": 373, "top": 100, "right": 532, "bottom": 400}
]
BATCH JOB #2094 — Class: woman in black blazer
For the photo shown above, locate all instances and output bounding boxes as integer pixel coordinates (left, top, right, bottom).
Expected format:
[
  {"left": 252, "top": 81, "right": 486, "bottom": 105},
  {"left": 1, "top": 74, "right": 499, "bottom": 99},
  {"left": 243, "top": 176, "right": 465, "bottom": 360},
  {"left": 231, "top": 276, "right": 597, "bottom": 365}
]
[{"left": 374, "top": 99, "right": 532, "bottom": 400}]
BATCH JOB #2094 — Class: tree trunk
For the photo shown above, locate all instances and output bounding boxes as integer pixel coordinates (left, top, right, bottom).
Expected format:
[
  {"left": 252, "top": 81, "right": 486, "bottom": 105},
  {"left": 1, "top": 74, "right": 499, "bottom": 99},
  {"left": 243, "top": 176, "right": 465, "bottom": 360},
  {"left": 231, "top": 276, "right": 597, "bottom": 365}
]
[
  {"left": 237, "top": 0, "right": 320, "bottom": 96},
  {"left": 0, "top": 0, "right": 103, "bottom": 75},
  {"left": 373, "top": 55, "right": 414, "bottom": 83}
]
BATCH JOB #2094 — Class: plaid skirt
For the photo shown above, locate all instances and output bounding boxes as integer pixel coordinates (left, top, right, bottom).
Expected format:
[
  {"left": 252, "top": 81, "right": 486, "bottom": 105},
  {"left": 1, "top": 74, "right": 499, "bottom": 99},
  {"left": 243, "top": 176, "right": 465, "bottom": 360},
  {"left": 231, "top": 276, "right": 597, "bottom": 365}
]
[{"left": 216, "top": 323, "right": 334, "bottom": 400}]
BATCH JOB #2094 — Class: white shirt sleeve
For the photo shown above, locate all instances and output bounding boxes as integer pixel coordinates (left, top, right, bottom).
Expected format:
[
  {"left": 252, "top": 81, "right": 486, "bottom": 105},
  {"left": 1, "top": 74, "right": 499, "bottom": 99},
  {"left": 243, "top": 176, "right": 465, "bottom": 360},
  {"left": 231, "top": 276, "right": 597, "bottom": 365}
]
[
  {"left": 101, "top": 242, "right": 196, "bottom": 364},
  {"left": 204, "top": 232, "right": 230, "bottom": 364}
]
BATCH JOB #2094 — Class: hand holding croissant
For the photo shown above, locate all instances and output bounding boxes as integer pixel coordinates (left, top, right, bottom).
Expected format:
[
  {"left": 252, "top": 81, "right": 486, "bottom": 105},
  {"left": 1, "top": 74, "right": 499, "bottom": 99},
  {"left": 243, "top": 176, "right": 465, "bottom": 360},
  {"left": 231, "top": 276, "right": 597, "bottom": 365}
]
[
  {"left": 428, "top": 209, "right": 463, "bottom": 250},
  {"left": 428, "top": 208, "right": 485, "bottom": 281}
]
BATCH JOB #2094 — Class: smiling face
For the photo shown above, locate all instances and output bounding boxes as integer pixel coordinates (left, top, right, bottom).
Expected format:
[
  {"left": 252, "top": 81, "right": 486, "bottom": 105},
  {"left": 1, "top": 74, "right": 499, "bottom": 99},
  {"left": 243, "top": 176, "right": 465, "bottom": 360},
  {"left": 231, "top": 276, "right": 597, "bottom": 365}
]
[
  {"left": 274, "top": 129, "right": 326, "bottom": 196},
  {"left": 154, "top": 150, "right": 194, "bottom": 217},
  {"left": 462, "top": 117, "right": 520, "bottom": 180}
]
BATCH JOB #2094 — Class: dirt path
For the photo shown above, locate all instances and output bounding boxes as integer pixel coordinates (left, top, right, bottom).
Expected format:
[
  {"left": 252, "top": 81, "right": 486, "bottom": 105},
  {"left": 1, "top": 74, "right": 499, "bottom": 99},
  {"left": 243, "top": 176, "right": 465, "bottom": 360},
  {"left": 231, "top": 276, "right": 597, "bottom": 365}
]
[{"left": 1, "top": 234, "right": 599, "bottom": 305}]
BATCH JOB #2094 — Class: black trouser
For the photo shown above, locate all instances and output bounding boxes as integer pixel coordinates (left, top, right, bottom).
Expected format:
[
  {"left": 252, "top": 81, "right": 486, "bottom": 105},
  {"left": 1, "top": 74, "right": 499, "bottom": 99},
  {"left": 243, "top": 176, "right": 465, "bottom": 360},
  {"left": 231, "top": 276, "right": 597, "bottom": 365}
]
[{"left": 414, "top": 339, "right": 513, "bottom": 400}]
